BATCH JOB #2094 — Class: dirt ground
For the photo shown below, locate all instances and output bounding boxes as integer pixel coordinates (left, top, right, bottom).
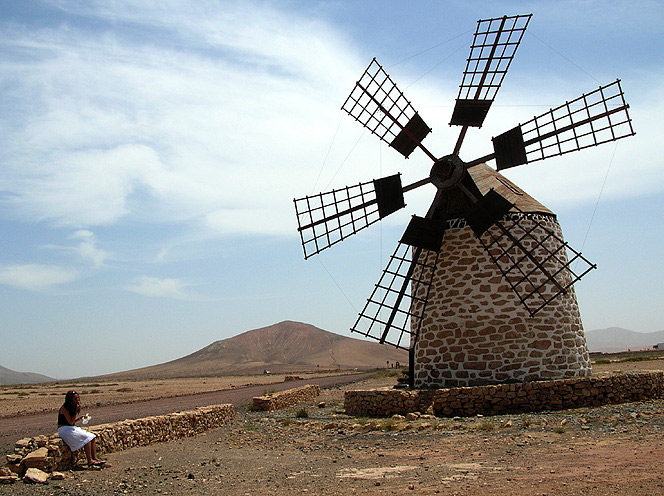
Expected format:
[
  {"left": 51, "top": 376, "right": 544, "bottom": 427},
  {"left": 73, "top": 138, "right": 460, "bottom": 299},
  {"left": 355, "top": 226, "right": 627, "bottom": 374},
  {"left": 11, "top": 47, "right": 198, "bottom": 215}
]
[{"left": 3, "top": 359, "right": 664, "bottom": 495}]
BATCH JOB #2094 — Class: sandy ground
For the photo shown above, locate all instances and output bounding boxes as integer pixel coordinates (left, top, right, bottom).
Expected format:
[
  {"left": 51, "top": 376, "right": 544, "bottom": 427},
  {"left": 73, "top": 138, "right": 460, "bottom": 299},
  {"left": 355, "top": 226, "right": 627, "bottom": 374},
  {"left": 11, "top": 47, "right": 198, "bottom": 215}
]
[{"left": 2, "top": 359, "right": 664, "bottom": 495}]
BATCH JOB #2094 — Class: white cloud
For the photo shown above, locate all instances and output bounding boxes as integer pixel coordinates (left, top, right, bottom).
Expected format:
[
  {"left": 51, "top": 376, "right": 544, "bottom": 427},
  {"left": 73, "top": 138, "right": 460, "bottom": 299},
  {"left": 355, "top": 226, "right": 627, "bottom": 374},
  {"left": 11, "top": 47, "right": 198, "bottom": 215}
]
[
  {"left": 71, "top": 230, "right": 109, "bottom": 268},
  {"left": 0, "top": 264, "right": 78, "bottom": 291},
  {"left": 125, "top": 276, "right": 193, "bottom": 299}
]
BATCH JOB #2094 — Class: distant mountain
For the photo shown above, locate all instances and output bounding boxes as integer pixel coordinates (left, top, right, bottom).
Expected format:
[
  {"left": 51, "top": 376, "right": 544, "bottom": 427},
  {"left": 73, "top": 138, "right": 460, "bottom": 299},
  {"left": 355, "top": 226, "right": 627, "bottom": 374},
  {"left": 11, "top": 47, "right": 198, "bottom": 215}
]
[
  {"left": 0, "top": 365, "right": 54, "bottom": 385},
  {"left": 585, "top": 327, "right": 664, "bottom": 353},
  {"left": 102, "top": 321, "right": 407, "bottom": 380}
]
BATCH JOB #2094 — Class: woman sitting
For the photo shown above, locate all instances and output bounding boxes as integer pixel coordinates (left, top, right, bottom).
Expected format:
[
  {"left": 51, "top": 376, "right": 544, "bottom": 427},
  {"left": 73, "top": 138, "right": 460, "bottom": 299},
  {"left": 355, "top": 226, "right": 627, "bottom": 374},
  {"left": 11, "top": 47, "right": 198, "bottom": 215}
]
[{"left": 57, "top": 390, "right": 105, "bottom": 467}]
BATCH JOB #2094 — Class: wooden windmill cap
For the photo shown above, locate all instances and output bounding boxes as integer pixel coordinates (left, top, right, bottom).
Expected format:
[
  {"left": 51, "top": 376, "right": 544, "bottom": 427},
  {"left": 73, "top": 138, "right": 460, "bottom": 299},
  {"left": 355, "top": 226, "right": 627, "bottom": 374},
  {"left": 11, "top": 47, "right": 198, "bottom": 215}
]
[{"left": 468, "top": 163, "right": 554, "bottom": 216}]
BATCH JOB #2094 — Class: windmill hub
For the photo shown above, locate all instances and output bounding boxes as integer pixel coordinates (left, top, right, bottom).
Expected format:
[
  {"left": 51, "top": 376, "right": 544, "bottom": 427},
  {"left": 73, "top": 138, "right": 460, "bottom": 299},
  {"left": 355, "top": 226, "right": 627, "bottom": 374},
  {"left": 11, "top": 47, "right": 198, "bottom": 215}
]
[{"left": 430, "top": 154, "right": 466, "bottom": 190}]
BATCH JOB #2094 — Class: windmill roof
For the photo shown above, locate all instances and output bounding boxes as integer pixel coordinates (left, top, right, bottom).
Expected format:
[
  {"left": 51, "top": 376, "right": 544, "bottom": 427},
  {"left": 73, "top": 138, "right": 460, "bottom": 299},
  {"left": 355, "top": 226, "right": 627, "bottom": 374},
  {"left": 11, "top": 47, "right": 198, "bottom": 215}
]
[{"left": 468, "top": 163, "right": 554, "bottom": 216}]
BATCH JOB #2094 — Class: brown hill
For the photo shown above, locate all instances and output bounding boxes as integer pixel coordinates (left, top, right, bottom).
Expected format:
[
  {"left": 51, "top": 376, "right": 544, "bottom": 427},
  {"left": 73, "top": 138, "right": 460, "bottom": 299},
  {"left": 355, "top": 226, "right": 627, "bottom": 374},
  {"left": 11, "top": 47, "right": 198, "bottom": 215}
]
[
  {"left": 0, "top": 365, "right": 54, "bottom": 385},
  {"left": 101, "top": 321, "right": 407, "bottom": 380}
]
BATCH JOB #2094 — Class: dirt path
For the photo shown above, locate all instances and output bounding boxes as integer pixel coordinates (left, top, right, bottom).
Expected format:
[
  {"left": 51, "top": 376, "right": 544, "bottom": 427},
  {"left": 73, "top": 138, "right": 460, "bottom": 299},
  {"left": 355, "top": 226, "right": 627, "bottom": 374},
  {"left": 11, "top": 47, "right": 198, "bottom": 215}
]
[{"left": 0, "top": 372, "right": 371, "bottom": 453}]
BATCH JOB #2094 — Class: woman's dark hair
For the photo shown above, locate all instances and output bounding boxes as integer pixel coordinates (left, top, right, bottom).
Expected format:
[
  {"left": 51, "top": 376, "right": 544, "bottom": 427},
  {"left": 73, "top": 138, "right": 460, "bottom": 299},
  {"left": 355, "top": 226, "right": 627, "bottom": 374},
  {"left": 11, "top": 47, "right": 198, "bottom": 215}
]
[{"left": 63, "top": 390, "right": 79, "bottom": 418}]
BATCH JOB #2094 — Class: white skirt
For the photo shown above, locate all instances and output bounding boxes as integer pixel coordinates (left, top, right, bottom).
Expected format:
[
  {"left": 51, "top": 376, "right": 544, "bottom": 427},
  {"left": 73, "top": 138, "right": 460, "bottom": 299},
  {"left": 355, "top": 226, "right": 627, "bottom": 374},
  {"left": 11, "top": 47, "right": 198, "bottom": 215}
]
[{"left": 58, "top": 426, "right": 96, "bottom": 452}]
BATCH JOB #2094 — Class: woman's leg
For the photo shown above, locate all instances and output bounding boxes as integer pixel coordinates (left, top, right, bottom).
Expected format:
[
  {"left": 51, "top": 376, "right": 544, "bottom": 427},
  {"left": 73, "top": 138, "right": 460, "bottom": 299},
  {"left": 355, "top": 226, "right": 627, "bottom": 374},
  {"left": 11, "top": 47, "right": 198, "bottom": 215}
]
[
  {"left": 91, "top": 438, "right": 98, "bottom": 461},
  {"left": 83, "top": 442, "right": 93, "bottom": 464}
]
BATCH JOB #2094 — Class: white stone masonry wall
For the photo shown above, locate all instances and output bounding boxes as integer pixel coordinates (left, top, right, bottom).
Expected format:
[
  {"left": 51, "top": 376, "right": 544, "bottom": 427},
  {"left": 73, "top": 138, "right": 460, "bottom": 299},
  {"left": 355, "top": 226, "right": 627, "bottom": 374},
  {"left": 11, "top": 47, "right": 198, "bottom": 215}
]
[{"left": 412, "top": 215, "right": 591, "bottom": 388}]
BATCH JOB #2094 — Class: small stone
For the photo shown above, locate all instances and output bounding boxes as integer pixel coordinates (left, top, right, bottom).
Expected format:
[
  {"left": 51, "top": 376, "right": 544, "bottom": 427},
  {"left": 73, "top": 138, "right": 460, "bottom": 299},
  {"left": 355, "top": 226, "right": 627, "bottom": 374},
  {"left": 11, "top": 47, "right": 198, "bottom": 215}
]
[
  {"left": 317, "top": 402, "right": 326, "bottom": 408},
  {"left": 22, "top": 447, "right": 50, "bottom": 470},
  {"left": 0, "top": 475, "right": 19, "bottom": 484},
  {"left": 23, "top": 467, "right": 49, "bottom": 484},
  {"left": 51, "top": 472, "right": 65, "bottom": 480},
  {"left": 15, "top": 439, "right": 31, "bottom": 449}
]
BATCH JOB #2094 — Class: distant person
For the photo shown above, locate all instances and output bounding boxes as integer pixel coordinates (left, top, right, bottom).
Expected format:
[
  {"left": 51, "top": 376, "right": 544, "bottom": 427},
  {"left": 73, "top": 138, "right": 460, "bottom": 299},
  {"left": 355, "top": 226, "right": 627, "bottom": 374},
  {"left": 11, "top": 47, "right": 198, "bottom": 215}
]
[{"left": 57, "top": 390, "right": 105, "bottom": 467}]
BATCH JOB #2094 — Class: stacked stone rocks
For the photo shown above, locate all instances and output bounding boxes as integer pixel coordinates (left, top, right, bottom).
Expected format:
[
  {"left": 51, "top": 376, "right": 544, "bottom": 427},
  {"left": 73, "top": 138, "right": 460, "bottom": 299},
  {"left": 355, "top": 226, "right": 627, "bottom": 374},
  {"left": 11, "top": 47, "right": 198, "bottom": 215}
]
[
  {"left": 345, "top": 372, "right": 664, "bottom": 417},
  {"left": 252, "top": 385, "right": 320, "bottom": 411},
  {"left": 2, "top": 403, "right": 234, "bottom": 483}
]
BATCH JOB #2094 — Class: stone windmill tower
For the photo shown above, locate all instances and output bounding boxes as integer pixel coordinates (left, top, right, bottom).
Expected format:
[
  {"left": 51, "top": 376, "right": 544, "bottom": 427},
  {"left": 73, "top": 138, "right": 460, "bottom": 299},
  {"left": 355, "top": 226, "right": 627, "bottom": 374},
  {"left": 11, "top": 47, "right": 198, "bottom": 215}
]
[{"left": 294, "top": 14, "right": 635, "bottom": 388}]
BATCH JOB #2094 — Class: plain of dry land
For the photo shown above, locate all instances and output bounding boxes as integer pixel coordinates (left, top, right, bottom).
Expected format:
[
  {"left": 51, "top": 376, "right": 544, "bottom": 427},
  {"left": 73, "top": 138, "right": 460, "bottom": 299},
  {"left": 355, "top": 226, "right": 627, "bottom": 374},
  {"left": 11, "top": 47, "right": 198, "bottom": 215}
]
[
  {"left": 2, "top": 359, "right": 664, "bottom": 495},
  {"left": 0, "top": 371, "right": 351, "bottom": 418}
]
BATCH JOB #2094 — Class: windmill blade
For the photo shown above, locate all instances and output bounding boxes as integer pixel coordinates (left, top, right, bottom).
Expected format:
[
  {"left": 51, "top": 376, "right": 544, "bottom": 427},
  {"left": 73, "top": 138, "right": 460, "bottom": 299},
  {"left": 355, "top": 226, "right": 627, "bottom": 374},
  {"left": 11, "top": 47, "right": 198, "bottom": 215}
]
[
  {"left": 451, "top": 13, "right": 532, "bottom": 154},
  {"left": 350, "top": 216, "right": 445, "bottom": 349},
  {"left": 342, "top": 58, "right": 436, "bottom": 160},
  {"left": 295, "top": 174, "right": 433, "bottom": 259},
  {"left": 464, "top": 190, "right": 596, "bottom": 316},
  {"left": 485, "top": 79, "right": 636, "bottom": 171}
]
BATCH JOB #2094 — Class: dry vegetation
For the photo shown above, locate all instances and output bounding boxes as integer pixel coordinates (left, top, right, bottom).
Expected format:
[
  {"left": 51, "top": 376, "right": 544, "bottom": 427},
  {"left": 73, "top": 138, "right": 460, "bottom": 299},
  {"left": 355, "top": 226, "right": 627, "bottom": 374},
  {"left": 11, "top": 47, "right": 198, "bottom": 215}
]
[{"left": 0, "top": 372, "right": 348, "bottom": 418}]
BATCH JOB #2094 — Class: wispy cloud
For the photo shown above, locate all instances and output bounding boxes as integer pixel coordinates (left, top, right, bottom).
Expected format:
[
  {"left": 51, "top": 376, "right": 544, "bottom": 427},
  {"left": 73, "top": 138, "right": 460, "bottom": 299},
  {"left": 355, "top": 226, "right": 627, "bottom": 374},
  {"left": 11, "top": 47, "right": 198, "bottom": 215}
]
[
  {"left": 71, "top": 230, "right": 109, "bottom": 268},
  {"left": 124, "top": 276, "right": 194, "bottom": 299},
  {"left": 0, "top": 264, "right": 78, "bottom": 291},
  {"left": 0, "top": 1, "right": 361, "bottom": 237}
]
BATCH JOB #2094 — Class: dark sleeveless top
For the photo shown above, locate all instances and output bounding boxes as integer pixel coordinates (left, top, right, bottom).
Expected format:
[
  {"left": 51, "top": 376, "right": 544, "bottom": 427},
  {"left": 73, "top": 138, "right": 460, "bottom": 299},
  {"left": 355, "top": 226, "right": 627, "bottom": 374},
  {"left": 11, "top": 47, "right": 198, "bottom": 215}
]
[{"left": 57, "top": 410, "right": 74, "bottom": 427}]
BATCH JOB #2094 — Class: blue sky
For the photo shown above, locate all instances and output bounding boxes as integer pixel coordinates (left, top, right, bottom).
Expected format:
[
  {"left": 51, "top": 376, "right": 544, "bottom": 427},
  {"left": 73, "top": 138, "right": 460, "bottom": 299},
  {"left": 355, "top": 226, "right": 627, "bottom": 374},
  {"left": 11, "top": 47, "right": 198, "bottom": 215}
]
[{"left": 1, "top": 0, "right": 662, "bottom": 379}]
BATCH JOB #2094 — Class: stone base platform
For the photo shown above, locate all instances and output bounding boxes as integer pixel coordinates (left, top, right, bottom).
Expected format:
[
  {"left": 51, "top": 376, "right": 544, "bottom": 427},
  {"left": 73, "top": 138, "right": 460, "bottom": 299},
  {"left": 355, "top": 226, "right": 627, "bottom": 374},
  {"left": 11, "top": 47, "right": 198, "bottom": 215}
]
[{"left": 344, "top": 372, "right": 664, "bottom": 418}]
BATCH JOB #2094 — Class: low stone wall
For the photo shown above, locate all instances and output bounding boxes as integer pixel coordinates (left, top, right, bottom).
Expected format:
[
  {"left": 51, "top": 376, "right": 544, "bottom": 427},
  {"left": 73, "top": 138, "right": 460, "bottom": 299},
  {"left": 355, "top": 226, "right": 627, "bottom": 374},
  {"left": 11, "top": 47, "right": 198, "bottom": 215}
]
[
  {"left": 345, "top": 372, "right": 664, "bottom": 417},
  {"left": 4, "top": 403, "right": 235, "bottom": 478},
  {"left": 252, "top": 385, "right": 320, "bottom": 411}
]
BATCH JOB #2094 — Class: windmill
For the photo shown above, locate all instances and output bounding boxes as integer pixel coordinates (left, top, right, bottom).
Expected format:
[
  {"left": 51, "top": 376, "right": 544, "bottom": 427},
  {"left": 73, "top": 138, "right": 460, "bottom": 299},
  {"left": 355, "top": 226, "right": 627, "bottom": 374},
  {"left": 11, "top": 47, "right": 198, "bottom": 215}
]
[{"left": 294, "top": 14, "right": 635, "bottom": 388}]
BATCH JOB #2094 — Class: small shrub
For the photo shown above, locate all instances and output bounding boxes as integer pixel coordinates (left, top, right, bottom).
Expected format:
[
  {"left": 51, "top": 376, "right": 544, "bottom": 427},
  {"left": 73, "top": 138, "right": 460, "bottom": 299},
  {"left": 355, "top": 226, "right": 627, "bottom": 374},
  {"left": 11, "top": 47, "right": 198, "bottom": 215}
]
[
  {"left": 264, "top": 388, "right": 277, "bottom": 395},
  {"left": 380, "top": 418, "right": 398, "bottom": 431},
  {"left": 521, "top": 414, "right": 532, "bottom": 428},
  {"left": 475, "top": 421, "right": 495, "bottom": 431},
  {"left": 371, "top": 369, "right": 402, "bottom": 379},
  {"left": 295, "top": 408, "right": 309, "bottom": 418},
  {"left": 621, "top": 356, "right": 653, "bottom": 363},
  {"left": 594, "top": 359, "right": 611, "bottom": 365},
  {"left": 553, "top": 427, "right": 566, "bottom": 434},
  {"left": 116, "top": 387, "right": 133, "bottom": 393}
]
